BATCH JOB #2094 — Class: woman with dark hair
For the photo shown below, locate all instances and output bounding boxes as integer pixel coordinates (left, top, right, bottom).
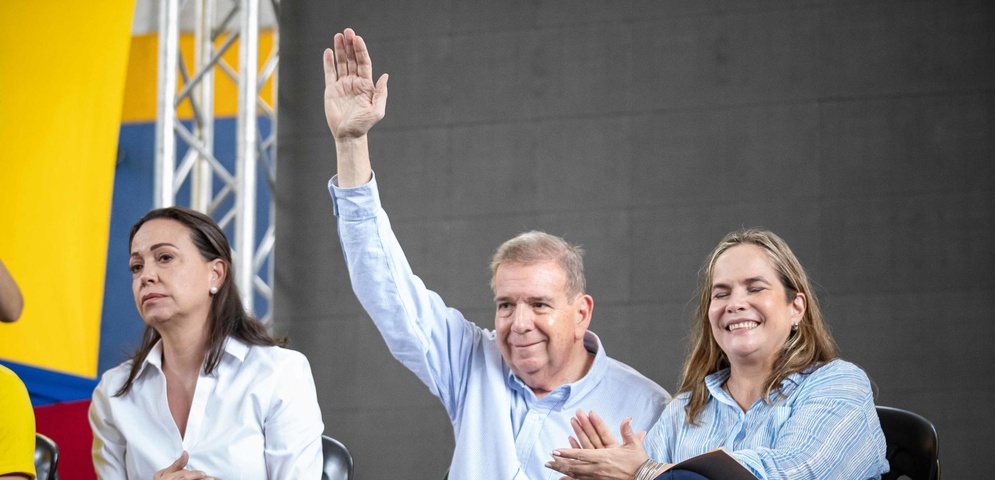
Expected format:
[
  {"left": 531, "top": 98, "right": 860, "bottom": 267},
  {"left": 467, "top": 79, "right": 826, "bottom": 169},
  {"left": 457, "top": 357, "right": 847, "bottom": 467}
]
[
  {"left": 89, "top": 207, "right": 323, "bottom": 479},
  {"left": 547, "top": 229, "right": 888, "bottom": 480}
]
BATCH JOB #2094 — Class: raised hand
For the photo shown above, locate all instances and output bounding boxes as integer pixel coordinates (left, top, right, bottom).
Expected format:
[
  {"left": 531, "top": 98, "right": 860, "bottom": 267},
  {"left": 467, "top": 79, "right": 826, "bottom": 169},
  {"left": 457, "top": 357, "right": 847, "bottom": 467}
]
[
  {"left": 323, "top": 28, "right": 388, "bottom": 140},
  {"left": 546, "top": 415, "right": 654, "bottom": 480}
]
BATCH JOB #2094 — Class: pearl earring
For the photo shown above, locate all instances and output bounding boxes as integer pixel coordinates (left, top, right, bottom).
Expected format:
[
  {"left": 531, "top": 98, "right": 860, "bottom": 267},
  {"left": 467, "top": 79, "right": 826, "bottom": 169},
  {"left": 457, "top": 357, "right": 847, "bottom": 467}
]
[
  {"left": 210, "top": 286, "right": 219, "bottom": 295},
  {"left": 791, "top": 322, "right": 799, "bottom": 332}
]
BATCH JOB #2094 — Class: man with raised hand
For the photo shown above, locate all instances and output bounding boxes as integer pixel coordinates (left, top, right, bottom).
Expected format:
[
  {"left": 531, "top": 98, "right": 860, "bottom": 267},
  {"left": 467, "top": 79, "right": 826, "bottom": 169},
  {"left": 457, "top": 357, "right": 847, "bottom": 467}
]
[{"left": 323, "top": 28, "right": 670, "bottom": 479}]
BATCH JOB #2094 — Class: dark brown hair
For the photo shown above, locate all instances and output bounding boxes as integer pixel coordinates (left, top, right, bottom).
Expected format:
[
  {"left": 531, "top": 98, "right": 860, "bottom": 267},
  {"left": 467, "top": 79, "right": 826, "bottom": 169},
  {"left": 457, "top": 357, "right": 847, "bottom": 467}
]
[{"left": 115, "top": 206, "right": 285, "bottom": 397}]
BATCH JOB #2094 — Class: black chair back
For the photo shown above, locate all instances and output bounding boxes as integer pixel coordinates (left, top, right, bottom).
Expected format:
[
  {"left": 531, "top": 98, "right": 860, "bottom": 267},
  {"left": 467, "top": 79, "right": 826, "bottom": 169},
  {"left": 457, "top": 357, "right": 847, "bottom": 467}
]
[
  {"left": 877, "top": 406, "right": 940, "bottom": 480},
  {"left": 34, "top": 433, "right": 59, "bottom": 480},
  {"left": 321, "top": 434, "right": 354, "bottom": 480}
]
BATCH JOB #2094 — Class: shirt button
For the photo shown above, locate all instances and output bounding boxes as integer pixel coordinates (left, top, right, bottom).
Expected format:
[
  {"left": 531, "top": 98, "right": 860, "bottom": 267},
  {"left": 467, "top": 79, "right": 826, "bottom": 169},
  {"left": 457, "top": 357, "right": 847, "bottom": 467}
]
[{"left": 531, "top": 413, "right": 541, "bottom": 422}]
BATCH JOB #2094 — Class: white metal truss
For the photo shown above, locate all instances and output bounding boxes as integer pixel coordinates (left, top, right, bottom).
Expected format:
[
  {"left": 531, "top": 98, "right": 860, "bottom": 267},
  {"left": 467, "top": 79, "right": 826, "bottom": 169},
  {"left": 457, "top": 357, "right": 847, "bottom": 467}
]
[{"left": 154, "top": 0, "right": 279, "bottom": 323}]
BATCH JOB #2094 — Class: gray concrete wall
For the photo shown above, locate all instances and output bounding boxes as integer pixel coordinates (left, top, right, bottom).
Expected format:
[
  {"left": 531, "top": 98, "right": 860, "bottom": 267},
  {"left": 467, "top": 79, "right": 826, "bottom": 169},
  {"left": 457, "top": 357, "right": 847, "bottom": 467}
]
[{"left": 276, "top": 1, "right": 994, "bottom": 478}]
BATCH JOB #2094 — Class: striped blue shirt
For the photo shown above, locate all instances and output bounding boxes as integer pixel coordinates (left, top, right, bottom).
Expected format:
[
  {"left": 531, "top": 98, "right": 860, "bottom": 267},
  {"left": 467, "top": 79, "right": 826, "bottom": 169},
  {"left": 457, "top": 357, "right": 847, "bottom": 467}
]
[
  {"left": 330, "top": 175, "right": 670, "bottom": 480},
  {"left": 644, "top": 359, "right": 888, "bottom": 480}
]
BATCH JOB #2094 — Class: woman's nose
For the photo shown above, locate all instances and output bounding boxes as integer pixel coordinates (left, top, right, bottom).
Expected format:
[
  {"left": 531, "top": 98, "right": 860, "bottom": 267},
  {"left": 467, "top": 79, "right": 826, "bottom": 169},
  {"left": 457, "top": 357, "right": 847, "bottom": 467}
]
[
  {"left": 725, "top": 290, "right": 747, "bottom": 312},
  {"left": 140, "top": 264, "right": 157, "bottom": 284}
]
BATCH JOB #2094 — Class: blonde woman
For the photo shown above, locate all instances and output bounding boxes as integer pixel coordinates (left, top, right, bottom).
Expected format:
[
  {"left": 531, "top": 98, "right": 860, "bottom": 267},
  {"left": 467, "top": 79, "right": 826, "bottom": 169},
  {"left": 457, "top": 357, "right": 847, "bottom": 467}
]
[{"left": 548, "top": 229, "right": 888, "bottom": 480}]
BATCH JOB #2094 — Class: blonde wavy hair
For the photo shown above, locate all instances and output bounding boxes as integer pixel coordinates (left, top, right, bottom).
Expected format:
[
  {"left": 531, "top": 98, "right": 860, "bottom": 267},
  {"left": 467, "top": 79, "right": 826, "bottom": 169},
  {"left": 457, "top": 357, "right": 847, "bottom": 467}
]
[{"left": 678, "top": 228, "right": 838, "bottom": 425}]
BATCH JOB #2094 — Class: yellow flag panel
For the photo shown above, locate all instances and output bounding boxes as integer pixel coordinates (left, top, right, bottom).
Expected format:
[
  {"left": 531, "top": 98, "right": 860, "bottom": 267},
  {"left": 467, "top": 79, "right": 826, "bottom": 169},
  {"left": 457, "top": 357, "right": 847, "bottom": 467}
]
[{"left": 0, "top": 0, "right": 136, "bottom": 377}]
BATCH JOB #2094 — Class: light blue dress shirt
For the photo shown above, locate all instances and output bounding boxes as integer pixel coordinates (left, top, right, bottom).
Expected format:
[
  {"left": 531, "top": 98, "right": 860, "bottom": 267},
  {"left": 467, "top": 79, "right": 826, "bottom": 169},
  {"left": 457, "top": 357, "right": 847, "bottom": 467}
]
[
  {"left": 329, "top": 175, "right": 670, "bottom": 480},
  {"left": 644, "top": 359, "right": 888, "bottom": 480}
]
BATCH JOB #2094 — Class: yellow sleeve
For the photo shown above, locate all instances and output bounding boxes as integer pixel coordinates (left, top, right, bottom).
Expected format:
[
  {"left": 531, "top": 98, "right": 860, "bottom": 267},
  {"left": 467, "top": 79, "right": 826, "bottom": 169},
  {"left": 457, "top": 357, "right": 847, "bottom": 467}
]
[{"left": 0, "top": 365, "right": 36, "bottom": 479}]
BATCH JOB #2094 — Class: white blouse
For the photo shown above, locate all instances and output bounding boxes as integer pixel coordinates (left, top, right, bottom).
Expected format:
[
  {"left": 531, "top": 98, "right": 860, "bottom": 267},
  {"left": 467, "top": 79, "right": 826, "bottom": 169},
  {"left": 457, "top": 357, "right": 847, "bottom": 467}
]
[{"left": 90, "top": 338, "right": 324, "bottom": 479}]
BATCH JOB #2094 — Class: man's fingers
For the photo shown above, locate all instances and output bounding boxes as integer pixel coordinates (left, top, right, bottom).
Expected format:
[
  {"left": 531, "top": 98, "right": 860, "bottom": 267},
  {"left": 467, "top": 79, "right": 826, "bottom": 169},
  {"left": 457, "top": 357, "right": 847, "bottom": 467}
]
[
  {"left": 332, "top": 33, "right": 347, "bottom": 81},
  {"left": 373, "top": 73, "right": 389, "bottom": 115},
  {"left": 329, "top": 29, "right": 386, "bottom": 101},
  {"left": 354, "top": 32, "right": 374, "bottom": 81},
  {"left": 323, "top": 48, "right": 337, "bottom": 84},
  {"left": 343, "top": 29, "right": 358, "bottom": 77}
]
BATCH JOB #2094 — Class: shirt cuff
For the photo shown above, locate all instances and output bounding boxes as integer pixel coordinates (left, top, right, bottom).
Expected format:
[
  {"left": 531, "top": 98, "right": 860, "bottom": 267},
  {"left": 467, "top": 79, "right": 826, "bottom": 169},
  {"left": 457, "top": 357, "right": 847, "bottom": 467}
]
[{"left": 328, "top": 172, "right": 381, "bottom": 219}]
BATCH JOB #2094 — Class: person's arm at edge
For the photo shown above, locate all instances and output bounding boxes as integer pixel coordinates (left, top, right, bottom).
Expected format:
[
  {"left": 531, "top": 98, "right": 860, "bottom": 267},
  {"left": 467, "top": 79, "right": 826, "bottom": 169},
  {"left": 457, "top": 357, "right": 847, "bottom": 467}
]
[
  {"left": 0, "top": 259, "right": 24, "bottom": 322},
  {"left": 0, "top": 369, "right": 35, "bottom": 479}
]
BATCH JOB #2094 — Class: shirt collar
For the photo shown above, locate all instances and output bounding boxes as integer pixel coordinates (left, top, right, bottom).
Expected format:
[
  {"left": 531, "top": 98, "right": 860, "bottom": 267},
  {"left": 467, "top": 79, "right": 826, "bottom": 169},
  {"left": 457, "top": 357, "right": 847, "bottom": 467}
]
[
  {"left": 138, "top": 339, "right": 165, "bottom": 376},
  {"left": 704, "top": 368, "right": 733, "bottom": 405},
  {"left": 506, "top": 331, "right": 608, "bottom": 408},
  {"left": 704, "top": 366, "right": 809, "bottom": 407},
  {"left": 138, "top": 336, "right": 250, "bottom": 376},
  {"left": 222, "top": 337, "right": 251, "bottom": 363}
]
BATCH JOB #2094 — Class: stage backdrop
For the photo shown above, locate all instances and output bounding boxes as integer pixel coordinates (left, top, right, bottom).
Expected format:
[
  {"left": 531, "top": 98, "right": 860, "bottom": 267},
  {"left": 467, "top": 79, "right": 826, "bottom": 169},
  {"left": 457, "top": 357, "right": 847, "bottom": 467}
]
[{"left": 275, "top": 2, "right": 995, "bottom": 479}]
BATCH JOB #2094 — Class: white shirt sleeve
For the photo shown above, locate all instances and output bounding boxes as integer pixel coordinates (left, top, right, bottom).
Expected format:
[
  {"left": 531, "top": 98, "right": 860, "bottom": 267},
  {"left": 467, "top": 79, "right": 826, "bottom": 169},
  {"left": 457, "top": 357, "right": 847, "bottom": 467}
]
[
  {"left": 263, "top": 352, "right": 324, "bottom": 478},
  {"left": 89, "top": 371, "right": 129, "bottom": 479}
]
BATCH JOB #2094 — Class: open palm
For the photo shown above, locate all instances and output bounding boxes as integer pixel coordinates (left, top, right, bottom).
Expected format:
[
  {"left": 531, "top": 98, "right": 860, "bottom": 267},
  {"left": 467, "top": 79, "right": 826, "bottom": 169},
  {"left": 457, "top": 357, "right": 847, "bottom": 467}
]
[{"left": 323, "top": 28, "right": 388, "bottom": 139}]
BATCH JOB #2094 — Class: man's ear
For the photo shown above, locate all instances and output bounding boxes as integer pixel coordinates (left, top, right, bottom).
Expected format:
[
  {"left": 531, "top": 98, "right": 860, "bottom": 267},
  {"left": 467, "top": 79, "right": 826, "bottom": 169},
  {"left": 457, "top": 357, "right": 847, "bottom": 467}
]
[{"left": 575, "top": 294, "right": 594, "bottom": 340}]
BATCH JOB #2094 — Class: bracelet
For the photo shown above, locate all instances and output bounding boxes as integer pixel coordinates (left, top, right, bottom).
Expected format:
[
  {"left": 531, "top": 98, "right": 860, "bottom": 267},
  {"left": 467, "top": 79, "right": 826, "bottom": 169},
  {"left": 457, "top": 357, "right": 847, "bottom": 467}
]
[{"left": 634, "top": 459, "right": 664, "bottom": 480}]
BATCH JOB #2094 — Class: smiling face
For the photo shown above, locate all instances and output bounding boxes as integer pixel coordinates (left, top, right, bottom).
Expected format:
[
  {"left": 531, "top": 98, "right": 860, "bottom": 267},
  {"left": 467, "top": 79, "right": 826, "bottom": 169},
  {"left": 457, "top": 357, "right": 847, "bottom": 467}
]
[
  {"left": 129, "top": 218, "right": 223, "bottom": 332},
  {"left": 493, "top": 260, "right": 593, "bottom": 396},
  {"left": 707, "top": 244, "right": 806, "bottom": 370}
]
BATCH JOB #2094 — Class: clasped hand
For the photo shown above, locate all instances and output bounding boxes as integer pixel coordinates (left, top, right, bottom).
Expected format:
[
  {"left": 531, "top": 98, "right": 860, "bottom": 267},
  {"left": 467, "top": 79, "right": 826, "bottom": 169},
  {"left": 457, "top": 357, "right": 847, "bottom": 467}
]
[
  {"left": 153, "top": 451, "right": 220, "bottom": 480},
  {"left": 545, "top": 410, "right": 654, "bottom": 480}
]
